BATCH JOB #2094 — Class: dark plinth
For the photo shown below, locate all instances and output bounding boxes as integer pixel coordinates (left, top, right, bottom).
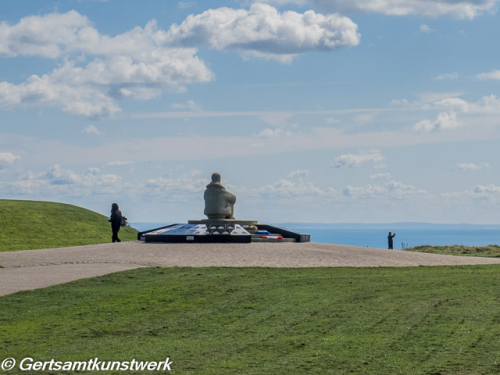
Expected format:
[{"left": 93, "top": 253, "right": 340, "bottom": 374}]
[
  {"left": 137, "top": 223, "right": 310, "bottom": 243},
  {"left": 145, "top": 234, "right": 251, "bottom": 244}
]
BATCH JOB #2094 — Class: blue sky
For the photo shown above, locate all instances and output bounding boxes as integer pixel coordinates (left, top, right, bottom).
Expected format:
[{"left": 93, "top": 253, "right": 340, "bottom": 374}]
[{"left": 0, "top": 0, "right": 499, "bottom": 224}]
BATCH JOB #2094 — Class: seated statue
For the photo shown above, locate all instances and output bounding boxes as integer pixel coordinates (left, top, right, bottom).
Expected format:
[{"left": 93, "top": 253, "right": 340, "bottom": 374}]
[{"left": 204, "top": 173, "right": 236, "bottom": 219}]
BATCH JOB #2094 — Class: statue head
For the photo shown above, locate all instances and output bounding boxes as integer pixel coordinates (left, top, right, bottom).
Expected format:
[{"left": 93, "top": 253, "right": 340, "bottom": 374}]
[{"left": 211, "top": 172, "right": 222, "bottom": 184}]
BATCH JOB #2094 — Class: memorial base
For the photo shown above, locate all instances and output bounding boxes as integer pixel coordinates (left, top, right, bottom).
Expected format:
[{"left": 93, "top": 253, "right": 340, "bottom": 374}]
[{"left": 138, "top": 222, "right": 310, "bottom": 243}]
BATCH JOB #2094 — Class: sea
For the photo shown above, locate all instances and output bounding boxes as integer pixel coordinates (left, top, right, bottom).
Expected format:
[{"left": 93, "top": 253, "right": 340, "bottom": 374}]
[{"left": 130, "top": 222, "right": 500, "bottom": 249}]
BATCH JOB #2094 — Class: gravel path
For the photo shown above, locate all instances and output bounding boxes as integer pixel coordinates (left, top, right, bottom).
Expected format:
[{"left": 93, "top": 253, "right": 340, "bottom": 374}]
[{"left": 1, "top": 241, "right": 500, "bottom": 296}]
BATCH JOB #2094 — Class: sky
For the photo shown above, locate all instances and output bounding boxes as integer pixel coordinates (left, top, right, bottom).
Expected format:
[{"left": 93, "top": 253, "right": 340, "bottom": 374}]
[{"left": 0, "top": 0, "right": 499, "bottom": 224}]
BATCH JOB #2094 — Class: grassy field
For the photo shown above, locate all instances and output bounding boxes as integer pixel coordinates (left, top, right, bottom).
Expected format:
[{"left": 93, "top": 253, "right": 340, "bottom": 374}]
[
  {"left": 0, "top": 200, "right": 138, "bottom": 252},
  {"left": 406, "top": 244, "right": 500, "bottom": 257},
  {"left": 2, "top": 266, "right": 500, "bottom": 374}
]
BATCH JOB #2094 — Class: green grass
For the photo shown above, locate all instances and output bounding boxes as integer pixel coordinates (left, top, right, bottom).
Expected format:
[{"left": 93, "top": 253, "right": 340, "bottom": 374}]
[
  {"left": 2, "top": 266, "right": 500, "bottom": 374},
  {"left": 0, "top": 200, "right": 138, "bottom": 252},
  {"left": 406, "top": 244, "right": 500, "bottom": 257}
]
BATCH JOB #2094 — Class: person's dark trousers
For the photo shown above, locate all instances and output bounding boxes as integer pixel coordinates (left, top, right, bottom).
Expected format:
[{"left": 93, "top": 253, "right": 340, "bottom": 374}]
[
  {"left": 112, "top": 224, "right": 121, "bottom": 243},
  {"left": 389, "top": 244, "right": 393, "bottom": 249}
]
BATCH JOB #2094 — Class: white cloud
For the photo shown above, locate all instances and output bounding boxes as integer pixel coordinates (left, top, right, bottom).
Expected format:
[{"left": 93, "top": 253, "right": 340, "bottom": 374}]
[
  {"left": 0, "top": 49, "right": 212, "bottom": 118},
  {"left": 0, "top": 12, "right": 214, "bottom": 119},
  {"left": 418, "top": 91, "right": 464, "bottom": 103},
  {"left": 476, "top": 69, "right": 500, "bottom": 80},
  {"left": 435, "top": 72, "right": 459, "bottom": 80},
  {"left": 370, "top": 172, "right": 391, "bottom": 180},
  {"left": 442, "top": 184, "right": 500, "bottom": 204},
  {"left": 172, "top": 100, "right": 201, "bottom": 110},
  {"left": 0, "top": 6, "right": 360, "bottom": 118},
  {"left": 165, "top": 3, "right": 360, "bottom": 63},
  {"left": 303, "top": 0, "right": 498, "bottom": 19},
  {"left": 103, "top": 161, "right": 134, "bottom": 167},
  {"left": 332, "top": 150, "right": 385, "bottom": 168},
  {"left": 144, "top": 174, "right": 208, "bottom": 200},
  {"left": 0, "top": 152, "right": 20, "bottom": 170},
  {"left": 324, "top": 117, "right": 339, "bottom": 124},
  {"left": 258, "top": 127, "right": 295, "bottom": 138},
  {"left": 436, "top": 95, "right": 500, "bottom": 114},
  {"left": 83, "top": 124, "right": 100, "bottom": 135},
  {"left": 471, "top": 184, "right": 500, "bottom": 195},
  {"left": 413, "top": 111, "right": 461, "bottom": 132},
  {"left": 419, "top": 24, "right": 432, "bottom": 33},
  {"left": 255, "top": 0, "right": 309, "bottom": 5},
  {"left": 0, "top": 164, "right": 123, "bottom": 195},
  {"left": 178, "top": 1, "right": 196, "bottom": 9},
  {"left": 257, "top": 178, "right": 325, "bottom": 197},
  {"left": 287, "top": 170, "right": 310, "bottom": 178},
  {"left": 452, "top": 162, "right": 490, "bottom": 171},
  {"left": 389, "top": 98, "right": 427, "bottom": 108},
  {"left": 352, "top": 112, "right": 378, "bottom": 125},
  {"left": 0, "top": 11, "right": 90, "bottom": 58},
  {"left": 342, "top": 181, "right": 427, "bottom": 199}
]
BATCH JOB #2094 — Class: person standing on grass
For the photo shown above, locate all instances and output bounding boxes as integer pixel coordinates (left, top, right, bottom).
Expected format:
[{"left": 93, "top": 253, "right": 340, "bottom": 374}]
[
  {"left": 388, "top": 232, "right": 396, "bottom": 250},
  {"left": 109, "top": 203, "right": 123, "bottom": 243}
]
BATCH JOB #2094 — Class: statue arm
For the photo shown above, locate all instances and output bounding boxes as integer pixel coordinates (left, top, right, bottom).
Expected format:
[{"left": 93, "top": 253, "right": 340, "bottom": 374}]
[{"left": 227, "top": 192, "right": 236, "bottom": 204}]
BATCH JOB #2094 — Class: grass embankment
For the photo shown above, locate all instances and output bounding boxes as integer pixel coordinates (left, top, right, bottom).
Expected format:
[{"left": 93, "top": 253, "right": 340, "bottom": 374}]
[
  {"left": 407, "top": 244, "right": 500, "bottom": 257},
  {"left": 3, "top": 266, "right": 500, "bottom": 374},
  {"left": 0, "top": 200, "right": 138, "bottom": 252}
]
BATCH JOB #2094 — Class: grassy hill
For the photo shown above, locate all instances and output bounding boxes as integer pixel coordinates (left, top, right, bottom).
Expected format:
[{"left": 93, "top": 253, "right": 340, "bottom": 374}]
[
  {"left": 3, "top": 266, "right": 500, "bottom": 374},
  {"left": 0, "top": 200, "right": 138, "bottom": 252},
  {"left": 406, "top": 244, "right": 500, "bottom": 257}
]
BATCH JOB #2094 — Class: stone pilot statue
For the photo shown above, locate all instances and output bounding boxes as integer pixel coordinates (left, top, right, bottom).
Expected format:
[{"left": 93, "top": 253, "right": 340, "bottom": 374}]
[{"left": 204, "top": 172, "right": 236, "bottom": 220}]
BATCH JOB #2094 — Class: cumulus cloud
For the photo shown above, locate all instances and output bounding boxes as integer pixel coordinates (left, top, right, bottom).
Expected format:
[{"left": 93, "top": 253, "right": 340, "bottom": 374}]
[
  {"left": 324, "top": 117, "right": 340, "bottom": 124},
  {"left": 83, "top": 124, "right": 100, "bottom": 135},
  {"left": 476, "top": 69, "right": 500, "bottom": 80},
  {"left": 172, "top": 99, "right": 201, "bottom": 110},
  {"left": 165, "top": 3, "right": 360, "bottom": 63},
  {"left": 0, "top": 6, "right": 361, "bottom": 117},
  {"left": 332, "top": 150, "right": 385, "bottom": 168},
  {"left": 0, "top": 11, "right": 89, "bottom": 58},
  {"left": 442, "top": 184, "right": 500, "bottom": 202},
  {"left": 419, "top": 24, "right": 432, "bottom": 33},
  {"left": 103, "top": 161, "right": 134, "bottom": 167},
  {"left": 370, "top": 172, "right": 391, "bottom": 180},
  {"left": 436, "top": 94, "right": 500, "bottom": 114},
  {"left": 0, "top": 152, "right": 20, "bottom": 170},
  {"left": 298, "top": 0, "right": 498, "bottom": 19},
  {"left": 452, "top": 162, "right": 490, "bottom": 171},
  {"left": 0, "top": 164, "right": 123, "bottom": 195},
  {"left": 258, "top": 127, "right": 295, "bottom": 138},
  {"left": 0, "top": 12, "right": 213, "bottom": 118},
  {"left": 0, "top": 49, "right": 212, "bottom": 118},
  {"left": 418, "top": 91, "right": 465, "bottom": 103},
  {"left": 258, "top": 178, "right": 325, "bottom": 197},
  {"left": 144, "top": 173, "right": 208, "bottom": 200},
  {"left": 178, "top": 1, "right": 196, "bottom": 9},
  {"left": 435, "top": 72, "right": 459, "bottom": 80},
  {"left": 471, "top": 184, "right": 500, "bottom": 195},
  {"left": 342, "top": 181, "right": 427, "bottom": 198},
  {"left": 287, "top": 170, "right": 310, "bottom": 178},
  {"left": 413, "top": 111, "right": 461, "bottom": 132}
]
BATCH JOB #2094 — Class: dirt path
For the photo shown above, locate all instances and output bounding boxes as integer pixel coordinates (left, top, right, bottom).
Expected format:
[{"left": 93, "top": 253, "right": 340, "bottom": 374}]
[{"left": 1, "top": 241, "right": 500, "bottom": 296}]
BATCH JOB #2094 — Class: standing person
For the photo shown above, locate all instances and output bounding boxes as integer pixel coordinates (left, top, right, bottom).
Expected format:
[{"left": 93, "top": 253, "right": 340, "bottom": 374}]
[
  {"left": 388, "top": 232, "right": 396, "bottom": 250},
  {"left": 109, "top": 203, "right": 123, "bottom": 243}
]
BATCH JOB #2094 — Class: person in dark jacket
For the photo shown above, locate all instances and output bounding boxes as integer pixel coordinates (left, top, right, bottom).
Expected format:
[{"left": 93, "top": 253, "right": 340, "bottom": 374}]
[
  {"left": 388, "top": 232, "right": 396, "bottom": 249},
  {"left": 109, "top": 203, "right": 123, "bottom": 243}
]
